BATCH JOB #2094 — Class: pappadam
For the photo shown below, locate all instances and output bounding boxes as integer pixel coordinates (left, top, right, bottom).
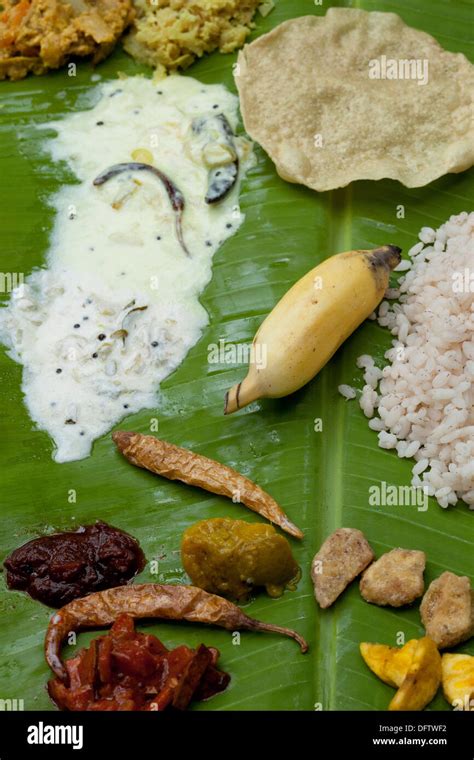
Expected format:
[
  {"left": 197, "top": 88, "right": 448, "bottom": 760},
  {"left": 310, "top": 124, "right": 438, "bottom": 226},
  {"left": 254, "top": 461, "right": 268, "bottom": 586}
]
[{"left": 235, "top": 8, "right": 474, "bottom": 191}]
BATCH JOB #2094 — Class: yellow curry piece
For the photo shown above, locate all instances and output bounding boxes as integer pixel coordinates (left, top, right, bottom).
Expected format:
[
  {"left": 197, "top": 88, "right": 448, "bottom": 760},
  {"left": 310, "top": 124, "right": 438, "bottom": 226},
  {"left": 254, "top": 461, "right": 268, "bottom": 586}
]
[{"left": 181, "top": 518, "right": 300, "bottom": 600}]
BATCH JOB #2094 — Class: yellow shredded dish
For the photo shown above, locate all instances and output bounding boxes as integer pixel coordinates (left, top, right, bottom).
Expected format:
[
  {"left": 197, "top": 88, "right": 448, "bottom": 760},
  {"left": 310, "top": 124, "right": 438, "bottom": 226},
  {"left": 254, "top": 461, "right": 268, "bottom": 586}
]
[{"left": 124, "top": 0, "right": 266, "bottom": 73}]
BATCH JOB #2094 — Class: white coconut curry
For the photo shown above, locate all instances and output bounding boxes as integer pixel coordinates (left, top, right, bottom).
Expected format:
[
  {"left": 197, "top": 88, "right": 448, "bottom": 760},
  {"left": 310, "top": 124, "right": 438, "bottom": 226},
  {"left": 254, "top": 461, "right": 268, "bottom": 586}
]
[{"left": 0, "top": 75, "right": 252, "bottom": 462}]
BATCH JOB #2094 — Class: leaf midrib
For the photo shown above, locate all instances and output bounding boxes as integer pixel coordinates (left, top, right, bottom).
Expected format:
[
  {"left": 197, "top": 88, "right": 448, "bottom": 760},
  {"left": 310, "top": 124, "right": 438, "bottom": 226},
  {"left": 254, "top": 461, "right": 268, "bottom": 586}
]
[{"left": 314, "top": 185, "right": 353, "bottom": 710}]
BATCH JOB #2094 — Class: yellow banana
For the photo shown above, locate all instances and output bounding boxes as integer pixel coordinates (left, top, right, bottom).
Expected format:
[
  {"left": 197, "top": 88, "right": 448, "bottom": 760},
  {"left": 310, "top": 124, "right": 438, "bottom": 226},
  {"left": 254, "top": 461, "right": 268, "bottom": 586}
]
[{"left": 224, "top": 245, "right": 401, "bottom": 415}]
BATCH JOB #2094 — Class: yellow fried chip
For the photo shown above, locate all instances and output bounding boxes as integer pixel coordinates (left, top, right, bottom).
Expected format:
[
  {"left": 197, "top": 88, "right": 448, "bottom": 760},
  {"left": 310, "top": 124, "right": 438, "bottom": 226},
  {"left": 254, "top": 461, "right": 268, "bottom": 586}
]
[
  {"left": 389, "top": 637, "right": 441, "bottom": 711},
  {"left": 360, "top": 640, "right": 418, "bottom": 688},
  {"left": 441, "top": 654, "right": 474, "bottom": 711}
]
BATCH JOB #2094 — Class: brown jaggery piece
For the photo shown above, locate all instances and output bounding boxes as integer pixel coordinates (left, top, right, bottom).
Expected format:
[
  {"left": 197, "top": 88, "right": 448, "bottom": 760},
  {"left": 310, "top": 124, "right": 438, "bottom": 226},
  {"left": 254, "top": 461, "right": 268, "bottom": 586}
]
[
  {"left": 420, "top": 571, "right": 474, "bottom": 649},
  {"left": 311, "top": 527, "right": 375, "bottom": 608},
  {"left": 360, "top": 548, "right": 426, "bottom": 607}
]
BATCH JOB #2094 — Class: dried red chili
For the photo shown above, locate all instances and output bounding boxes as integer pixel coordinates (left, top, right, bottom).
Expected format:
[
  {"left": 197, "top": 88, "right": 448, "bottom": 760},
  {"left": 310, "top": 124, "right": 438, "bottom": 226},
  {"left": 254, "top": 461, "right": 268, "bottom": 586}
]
[{"left": 45, "top": 583, "right": 308, "bottom": 681}]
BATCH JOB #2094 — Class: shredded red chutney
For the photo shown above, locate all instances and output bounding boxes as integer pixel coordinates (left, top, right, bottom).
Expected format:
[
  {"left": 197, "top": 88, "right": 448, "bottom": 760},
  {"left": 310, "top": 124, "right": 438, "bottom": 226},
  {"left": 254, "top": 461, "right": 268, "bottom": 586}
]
[{"left": 48, "top": 614, "right": 230, "bottom": 710}]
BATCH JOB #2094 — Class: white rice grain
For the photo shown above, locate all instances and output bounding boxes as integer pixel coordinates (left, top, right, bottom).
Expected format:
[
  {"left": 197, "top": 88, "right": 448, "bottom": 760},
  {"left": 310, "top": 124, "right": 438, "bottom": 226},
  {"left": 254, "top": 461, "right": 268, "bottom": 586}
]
[
  {"left": 356, "top": 354, "right": 375, "bottom": 370},
  {"left": 394, "top": 259, "right": 412, "bottom": 272},
  {"left": 338, "top": 384, "right": 356, "bottom": 400},
  {"left": 419, "top": 226, "right": 436, "bottom": 244}
]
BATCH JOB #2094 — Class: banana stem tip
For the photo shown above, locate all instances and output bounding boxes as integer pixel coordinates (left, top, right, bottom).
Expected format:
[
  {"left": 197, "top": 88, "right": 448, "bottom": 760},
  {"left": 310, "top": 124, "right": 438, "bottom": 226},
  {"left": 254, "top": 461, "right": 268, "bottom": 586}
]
[{"left": 370, "top": 245, "right": 402, "bottom": 271}]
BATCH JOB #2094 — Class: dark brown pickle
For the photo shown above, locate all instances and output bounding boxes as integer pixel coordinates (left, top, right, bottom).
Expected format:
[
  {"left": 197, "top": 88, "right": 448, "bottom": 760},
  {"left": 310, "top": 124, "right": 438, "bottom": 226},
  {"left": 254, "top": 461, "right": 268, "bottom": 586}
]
[
  {"left": 4, "top": 521, "right": 145, "bottom": 607},
  {"left": 181, "top": 518, "right": 300, "bottom": 600}
]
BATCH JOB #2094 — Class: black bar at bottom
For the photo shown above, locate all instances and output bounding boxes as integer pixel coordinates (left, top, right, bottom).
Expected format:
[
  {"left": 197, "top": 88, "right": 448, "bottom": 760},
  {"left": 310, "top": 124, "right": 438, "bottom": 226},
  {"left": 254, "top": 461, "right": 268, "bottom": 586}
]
[{"left": 0, "top": 710, "right": 471, "bottom": 757}]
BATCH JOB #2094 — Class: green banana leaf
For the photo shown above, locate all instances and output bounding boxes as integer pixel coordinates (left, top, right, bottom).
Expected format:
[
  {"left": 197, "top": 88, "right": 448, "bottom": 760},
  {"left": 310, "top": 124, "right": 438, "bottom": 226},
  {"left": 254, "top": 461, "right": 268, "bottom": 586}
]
[{"left": 0, "top": 0, "right": 472, "bottom": 712}]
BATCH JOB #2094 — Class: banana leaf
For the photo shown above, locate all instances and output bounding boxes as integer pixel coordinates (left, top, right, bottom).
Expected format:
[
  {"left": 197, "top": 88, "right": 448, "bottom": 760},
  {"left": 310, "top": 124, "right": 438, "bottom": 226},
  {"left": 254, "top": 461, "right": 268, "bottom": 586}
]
[{"left": 0, "top": 0, "right": 472, "bottom": 712}]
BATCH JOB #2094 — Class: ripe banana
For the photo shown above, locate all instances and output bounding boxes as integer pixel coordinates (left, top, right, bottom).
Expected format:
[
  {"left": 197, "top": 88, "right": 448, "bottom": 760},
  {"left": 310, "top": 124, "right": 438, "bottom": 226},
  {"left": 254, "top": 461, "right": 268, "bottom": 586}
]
[{"left": 224, "top": 245, "right": 401, "bottom": 414}]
